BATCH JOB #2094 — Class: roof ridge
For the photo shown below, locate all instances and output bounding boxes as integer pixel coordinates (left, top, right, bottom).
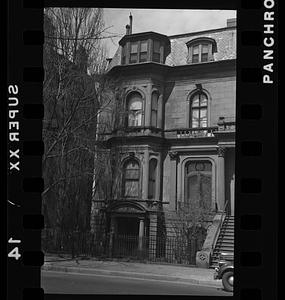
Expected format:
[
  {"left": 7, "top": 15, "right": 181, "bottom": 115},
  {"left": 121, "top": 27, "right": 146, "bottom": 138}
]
[{"left": 168, "top": 26, "right": 236, "bottom": 39}]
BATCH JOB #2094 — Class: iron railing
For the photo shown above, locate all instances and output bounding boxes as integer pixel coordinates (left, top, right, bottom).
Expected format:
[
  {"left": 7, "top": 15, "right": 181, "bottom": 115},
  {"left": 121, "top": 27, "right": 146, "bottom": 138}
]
[
  {"left": 212, "top": 200, "right": 229, "bottom": 251},
  {"left": 100, "top": 119, "right": 235, "bottom": 140},
  {"left": 164, "top": 126, "right": 218, "bottom": 139},
  {"left": 42, "top": 229, "right": 203, "bottom": 265}
]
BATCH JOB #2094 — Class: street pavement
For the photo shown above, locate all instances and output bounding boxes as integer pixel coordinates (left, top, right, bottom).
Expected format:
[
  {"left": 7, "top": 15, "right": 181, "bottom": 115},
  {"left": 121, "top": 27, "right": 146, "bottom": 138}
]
[
  {"left": 42, "top": 270, "right": 231, "bottom": 295},
  {"left": 43, "top": 254, "right": 222, "bottom": 287}
]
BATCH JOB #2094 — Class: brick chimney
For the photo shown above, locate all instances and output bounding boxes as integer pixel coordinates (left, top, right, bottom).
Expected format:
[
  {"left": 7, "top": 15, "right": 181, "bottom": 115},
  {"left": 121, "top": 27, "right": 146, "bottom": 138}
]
[
  {"left": 227, "top": 18, "right": 236, "bottom": 27},
  {"left": 129, "top": 13, "right": 133, "bottom": 34},
  {"left": 126, "top": 24, "right": 130, "bottom": 35},
  {"left": 125, "top": 13, "right": 133, "bottom": 35}
]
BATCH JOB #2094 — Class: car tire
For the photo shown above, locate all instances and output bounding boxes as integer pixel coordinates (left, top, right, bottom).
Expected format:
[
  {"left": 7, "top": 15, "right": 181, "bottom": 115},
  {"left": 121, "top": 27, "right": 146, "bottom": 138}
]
[{"left": 222, "top": 271, "right": 233, "bottom": 292}]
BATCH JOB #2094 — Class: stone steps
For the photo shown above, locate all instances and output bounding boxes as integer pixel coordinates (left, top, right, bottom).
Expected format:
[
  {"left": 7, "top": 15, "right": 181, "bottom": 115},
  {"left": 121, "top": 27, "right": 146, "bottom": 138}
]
[{"left": 210, "top": 215, "right": 234, "bottom": 268}]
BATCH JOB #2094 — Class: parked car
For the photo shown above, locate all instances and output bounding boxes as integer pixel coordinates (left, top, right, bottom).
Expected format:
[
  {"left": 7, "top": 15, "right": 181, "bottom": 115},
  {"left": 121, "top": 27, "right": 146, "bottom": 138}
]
[{"left": 213, "top": 252, "right": 234, "bottom": 292}]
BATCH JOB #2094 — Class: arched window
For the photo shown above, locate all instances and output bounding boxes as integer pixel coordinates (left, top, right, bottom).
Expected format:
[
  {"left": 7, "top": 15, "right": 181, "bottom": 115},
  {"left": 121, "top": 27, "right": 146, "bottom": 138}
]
[
  {"left": 184, "top": 161, "right": 212, "bottom": 209},
  {"left": 148, "top": 159, "right": 157, "bottom": 199},
  {"left": 127, "top": 92, "right": 143, "bottom": 127},
  {"left": 190, "top": 92, "right": 208, "bottom": 128},
  {"left": 122, "top": 159, "right": 140, "bottom": 198},
  {"left": 151, "top": 92, "right": 158, "bottom": 127}
]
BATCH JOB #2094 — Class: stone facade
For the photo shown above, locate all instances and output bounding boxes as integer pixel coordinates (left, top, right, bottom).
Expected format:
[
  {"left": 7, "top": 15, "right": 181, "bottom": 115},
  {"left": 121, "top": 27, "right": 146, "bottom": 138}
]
[{"left": 91, "top": 18, "right": 236, "bottom": 267}]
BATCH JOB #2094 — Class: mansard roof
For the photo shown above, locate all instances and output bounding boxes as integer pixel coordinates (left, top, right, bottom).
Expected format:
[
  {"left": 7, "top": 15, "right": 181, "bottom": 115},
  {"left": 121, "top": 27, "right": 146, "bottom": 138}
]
[{"left": 107, "top": 25, "right": 236, "bottom": 72}]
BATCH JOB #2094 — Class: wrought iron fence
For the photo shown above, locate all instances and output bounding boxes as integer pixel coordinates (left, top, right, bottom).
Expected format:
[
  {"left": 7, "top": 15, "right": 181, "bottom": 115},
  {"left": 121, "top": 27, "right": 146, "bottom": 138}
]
[{"left": 42, "top": 229, "right": 202, "bottom": 265}]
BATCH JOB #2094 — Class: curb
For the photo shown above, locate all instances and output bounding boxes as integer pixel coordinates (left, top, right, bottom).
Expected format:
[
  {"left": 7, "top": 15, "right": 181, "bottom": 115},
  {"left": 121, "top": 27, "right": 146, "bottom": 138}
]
[{"left": 42, "top": 264, "right": 222, "bottom": 288}]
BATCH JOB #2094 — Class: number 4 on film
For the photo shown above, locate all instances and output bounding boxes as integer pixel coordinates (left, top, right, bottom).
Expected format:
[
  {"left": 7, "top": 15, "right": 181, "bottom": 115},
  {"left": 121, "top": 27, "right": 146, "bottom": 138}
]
[{"left": 8, "top": 237, "right": 21, "bottom": 260}]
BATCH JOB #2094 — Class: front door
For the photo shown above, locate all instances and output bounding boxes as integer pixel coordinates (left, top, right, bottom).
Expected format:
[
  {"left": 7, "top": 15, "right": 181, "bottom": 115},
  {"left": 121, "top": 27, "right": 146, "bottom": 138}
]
[
  {"left": 113, "top": 217, "right": 140, "bottom": 257},
  {"left": 184, "top": 161, "right": 212, "bottom": 210}
]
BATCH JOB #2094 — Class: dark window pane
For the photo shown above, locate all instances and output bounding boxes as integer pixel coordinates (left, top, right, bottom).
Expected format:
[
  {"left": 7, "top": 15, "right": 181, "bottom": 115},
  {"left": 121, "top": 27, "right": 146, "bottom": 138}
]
[
  {"left": 139, "top": 52, "right": 147, "bottom": 62},
  {"left": 151, "top": 92, "right": 158, "bottom": 127},
  {"left": 130, "top": 53, "right": 137, "bottom": 63},
  {"left": 153, "top": 40, "right": 160, "bottom": 53},
  {"left": 153, "top": 53, "right": 160, "bottom": 62},
  {"left": 151, "top": 111, "right": 157, "bottom": 127},
  {"left": 201, "top": 53, "right": 208, "bottom": 62},
  {"left": 148, "top": 159, "right": 157, "bottom": 199},
  {"left": 192, "top": 54, "right": 199, "bottom": 63},
  {"left": 151, "top": 93, "right": 158, "bottom": 110}
]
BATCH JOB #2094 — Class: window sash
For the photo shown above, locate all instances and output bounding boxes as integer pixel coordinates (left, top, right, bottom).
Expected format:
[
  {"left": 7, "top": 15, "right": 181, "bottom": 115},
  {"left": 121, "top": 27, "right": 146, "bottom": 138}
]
[
  {"left": 152, "top": 52, "right": 160, "bottom": 62},
  {"left": 123, "top": 160, "right": 140, "bottom": 198},
  {"left": 124, "top": 179, "right": 139, "bottom": 197},
  {"left": 190, "top": 93, "right": 208, "bottom": 128},
  {"left": 128, "top": 111, "right": 142, "bottom": 126},
  {"left": 192, "top": 54, "right": 199, "bottom": 63},
  {"left": 139, "top": 52, "right": 147, "bottom": 62},
  {"left": 148, "top": 160, "right": 157, "bottom": 199},
  {"left": 189, "top": 43, "right": 212, "bottom": 63},
  {"left": 153, "top": 41, "right": 160, "bottom": 53},
  {"left": 201, "top": 53, "right": 209, "bottom": 62},
  {"left": 130, "top": 53, "right": 138, "bottom": 63},
  {"left": 130, "top": 43, "right": 138, "bottom": 53},
  {"left": 140, "top": 41, "right": 148, "bottom": 52},
  {"left": 127, "top": 94, "right": 143, "bottom": 127}
]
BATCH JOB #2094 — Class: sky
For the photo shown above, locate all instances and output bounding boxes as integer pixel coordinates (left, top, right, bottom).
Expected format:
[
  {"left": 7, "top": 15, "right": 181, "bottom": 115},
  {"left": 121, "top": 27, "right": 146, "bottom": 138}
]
[{"left": 102, "top": 9, "right": 236, "bottom": 58}]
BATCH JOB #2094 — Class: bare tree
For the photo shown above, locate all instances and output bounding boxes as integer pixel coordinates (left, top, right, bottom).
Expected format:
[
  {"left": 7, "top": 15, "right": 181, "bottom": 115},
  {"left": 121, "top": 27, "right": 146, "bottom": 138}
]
[
  {"left": 42, "top": 8, "right": 120, "bottom": 234},
  {"left": 166, "top": 200, "right": 213, "bottom": 264}
]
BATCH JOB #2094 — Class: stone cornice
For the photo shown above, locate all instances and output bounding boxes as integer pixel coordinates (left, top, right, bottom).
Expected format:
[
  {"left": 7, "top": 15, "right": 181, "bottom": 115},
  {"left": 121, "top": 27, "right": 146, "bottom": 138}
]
[{"left": 107, "top": 58, "right": 236, "bottom": 77}]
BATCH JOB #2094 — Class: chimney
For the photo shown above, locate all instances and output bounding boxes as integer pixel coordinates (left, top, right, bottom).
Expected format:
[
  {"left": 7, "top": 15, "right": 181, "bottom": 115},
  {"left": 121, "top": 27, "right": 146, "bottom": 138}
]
[
  {"left": 129, "top": 13, "right": 133, "bottom": 34},
  {"left": 126, "top": 24, "right": 130, "bottom": 35},
  {"left": 227, "top": 18, "right": 236, "bottom": 27}
]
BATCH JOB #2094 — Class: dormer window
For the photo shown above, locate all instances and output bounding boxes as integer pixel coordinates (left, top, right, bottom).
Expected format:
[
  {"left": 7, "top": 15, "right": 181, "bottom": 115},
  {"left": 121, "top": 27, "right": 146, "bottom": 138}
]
[
  {"left": 139, "top": 40, "right": 148, "bottom": 62},
  {"left": 153, "top": 40, "right": 161, "bottom": 63},
  {"left": 130, "top": 42, "right": 138, "bottom": 64},
  {"left": 186, "top": 37, "right": 217, "bottom": 64},
  {"left": 119, "top": 32, "right": 170, "bottom": 65}
]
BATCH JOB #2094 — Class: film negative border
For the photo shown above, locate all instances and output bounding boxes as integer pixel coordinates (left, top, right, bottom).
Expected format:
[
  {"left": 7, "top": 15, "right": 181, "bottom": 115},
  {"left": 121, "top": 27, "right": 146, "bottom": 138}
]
[
  {"left": 236, "top": 1, "right": 278, "bottom": 299},
  {"left": 7, "top": 0, "right": 44, "bottom": 299},
  {"left": 6, "top": 0, "right": 278, "bottom": 299}
]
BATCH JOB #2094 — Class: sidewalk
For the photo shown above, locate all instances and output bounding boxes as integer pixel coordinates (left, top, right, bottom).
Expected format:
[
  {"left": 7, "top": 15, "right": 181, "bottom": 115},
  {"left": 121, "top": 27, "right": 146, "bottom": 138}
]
[{"left": 42, "top": 254, "right": 222, "bottom": 288}]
